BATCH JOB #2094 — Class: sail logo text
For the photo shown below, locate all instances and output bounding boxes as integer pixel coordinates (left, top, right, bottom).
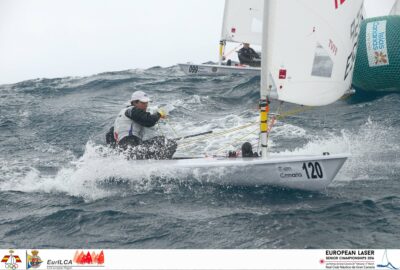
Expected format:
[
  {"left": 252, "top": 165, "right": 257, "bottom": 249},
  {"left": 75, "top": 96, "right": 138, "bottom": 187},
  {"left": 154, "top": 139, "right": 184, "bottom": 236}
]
[
  {"left": 344, "top": 3, "right": 363, "bottom": 80},
  {"left": 329, "top": 39, "right": 338, "bottom": 55}
]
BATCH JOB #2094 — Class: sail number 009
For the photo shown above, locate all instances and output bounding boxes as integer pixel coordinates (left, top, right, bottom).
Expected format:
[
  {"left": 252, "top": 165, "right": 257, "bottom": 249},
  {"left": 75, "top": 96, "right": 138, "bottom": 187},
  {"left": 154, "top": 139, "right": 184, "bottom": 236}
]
[{"left": 302, "top": 162, "right": 324, "bottom": 179}]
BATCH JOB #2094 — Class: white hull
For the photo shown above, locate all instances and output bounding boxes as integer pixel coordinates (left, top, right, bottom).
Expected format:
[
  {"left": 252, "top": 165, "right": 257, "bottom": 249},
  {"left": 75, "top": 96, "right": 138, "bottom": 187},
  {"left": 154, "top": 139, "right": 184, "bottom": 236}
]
[
  {"left": 131, "top": 153, "right": 348, "bottom": 191},
  {"left": 178, "top": 63, "right": 261, "bottom": 76}
]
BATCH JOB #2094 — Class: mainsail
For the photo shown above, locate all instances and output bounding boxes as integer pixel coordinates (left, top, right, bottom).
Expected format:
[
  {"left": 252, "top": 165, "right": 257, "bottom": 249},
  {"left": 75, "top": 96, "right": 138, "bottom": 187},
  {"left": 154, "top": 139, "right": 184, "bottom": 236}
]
[
  {"left": 221, "top": 0, "right": 264, "bottom": 45},
  {"left": 390, "top": 0, "right": 400, "bottom": 15},
  {"left": 261, "top": 0, "right": 364, "bottom": 106}
]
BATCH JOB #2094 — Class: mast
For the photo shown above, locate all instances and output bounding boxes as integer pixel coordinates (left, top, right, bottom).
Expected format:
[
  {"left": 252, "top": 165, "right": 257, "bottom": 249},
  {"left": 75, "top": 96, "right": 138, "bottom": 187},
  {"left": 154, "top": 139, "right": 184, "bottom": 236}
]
[
  {"left": 260, "top": 0, "right": 272, "bottom": 158},
  {"left": 219, "top": 0, "right": 229, "bottom": 65},
  {"left": 219, "top": 40, "right": 225, "bottom": 65}
]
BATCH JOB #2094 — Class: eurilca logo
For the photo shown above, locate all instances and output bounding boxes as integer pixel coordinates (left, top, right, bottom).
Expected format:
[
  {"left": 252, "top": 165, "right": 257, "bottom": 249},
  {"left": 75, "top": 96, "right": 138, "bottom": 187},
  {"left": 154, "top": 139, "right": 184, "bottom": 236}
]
[{"left": 1, "top": 250, "right": 22, "bottom": 270}]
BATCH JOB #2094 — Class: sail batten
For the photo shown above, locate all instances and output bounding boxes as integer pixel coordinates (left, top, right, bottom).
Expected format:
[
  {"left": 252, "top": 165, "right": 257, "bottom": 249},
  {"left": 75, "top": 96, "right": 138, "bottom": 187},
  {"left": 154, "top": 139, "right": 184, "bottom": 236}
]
[{"left": 262, "top": 0, "right": 364, "bottom": 106}]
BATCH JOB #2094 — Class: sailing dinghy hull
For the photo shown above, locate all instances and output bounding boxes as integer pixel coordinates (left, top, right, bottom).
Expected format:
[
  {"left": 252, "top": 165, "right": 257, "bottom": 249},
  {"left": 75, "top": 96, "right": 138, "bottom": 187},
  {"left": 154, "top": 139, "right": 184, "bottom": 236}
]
[
  {"left": 178, "top": 63, "right": 260, "bottom": 76},
  {"left": 131, "top": 153, "right": 347, "bottom": 191}
]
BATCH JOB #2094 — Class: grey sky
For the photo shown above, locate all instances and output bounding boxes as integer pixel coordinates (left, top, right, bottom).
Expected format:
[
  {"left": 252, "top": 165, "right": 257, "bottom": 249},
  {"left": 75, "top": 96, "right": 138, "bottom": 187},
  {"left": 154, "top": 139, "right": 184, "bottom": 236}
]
[{"left": 0, "top": 0, "right": 396, "bottom": 85}]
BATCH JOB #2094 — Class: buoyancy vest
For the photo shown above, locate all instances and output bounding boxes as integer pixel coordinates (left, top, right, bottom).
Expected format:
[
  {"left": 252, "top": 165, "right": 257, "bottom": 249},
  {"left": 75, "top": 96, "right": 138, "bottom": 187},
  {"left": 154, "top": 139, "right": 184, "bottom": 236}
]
[{"left": 113, "top": 107, "right": 145, "bottom": 143}]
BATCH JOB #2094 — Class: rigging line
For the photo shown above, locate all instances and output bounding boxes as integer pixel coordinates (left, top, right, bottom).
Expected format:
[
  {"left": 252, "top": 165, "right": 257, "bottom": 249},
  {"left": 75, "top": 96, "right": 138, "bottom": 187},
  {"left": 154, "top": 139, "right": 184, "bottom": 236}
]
[
  {"left": 164, "top": 118, "right": 180, "bottom": 138},
  {"left": 178, "top": 102, "right": 319, "bottom": 148},
  {"left": 340, "top": 92, "right": 353, "bottom": 101},
  {"left": 178, "top": 125, "right": 258, "bottom": 152},
  {"left": 213, "top": 127, "right": 259, "bottom": 155},
  {"left": 178, "top": 105, "right": 312, "bottom": 148},
  {"left": 177, "top": 122, "right": 258, "bottom": 146},
  {"left": 156, "top": 122, "right": 165, "bottom": 137},
  {"left": 276, "top": 105, "right": 313, "bottom": 120},
  {"left": 266, "top": 101, "right": 284, "bottom": 143},
  {"left": 223, "top": 43, "right": 243, "bottom": 58}
]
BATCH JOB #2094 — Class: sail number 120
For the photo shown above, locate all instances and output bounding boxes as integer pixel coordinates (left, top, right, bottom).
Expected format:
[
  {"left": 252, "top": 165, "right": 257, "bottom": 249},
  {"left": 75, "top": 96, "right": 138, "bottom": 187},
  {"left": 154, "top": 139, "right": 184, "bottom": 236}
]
[{"left": 302, "top": 162, "right": 324, "bottom": 179}]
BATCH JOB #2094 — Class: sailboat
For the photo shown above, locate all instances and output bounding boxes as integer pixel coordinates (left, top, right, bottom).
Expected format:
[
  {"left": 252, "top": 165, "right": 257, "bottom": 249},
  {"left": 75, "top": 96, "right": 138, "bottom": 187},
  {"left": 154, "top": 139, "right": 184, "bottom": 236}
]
[
  {"left": 178, "top": 0, "right": 263, "bottom": 76},
  {"left": 352, "top": 0, "right": 400, "bottom": 92},
  {"left": 131, "top": 0, "right": 364, "bottom": 191}
]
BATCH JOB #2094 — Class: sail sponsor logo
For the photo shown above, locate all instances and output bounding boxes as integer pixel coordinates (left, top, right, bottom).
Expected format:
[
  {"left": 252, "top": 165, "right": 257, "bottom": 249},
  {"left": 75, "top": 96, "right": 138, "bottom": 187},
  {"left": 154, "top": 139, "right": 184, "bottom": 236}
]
[
  {"left": 344, "top": 3, "right": 363, "bottom": 80},
  {"left": 366, "top": 20, "right": 389, "bottom": 67},
  {"left": 334, "top": 0, "right": 346, "bottom": 9},
  {"left": 329, "top": 39, "right": 338, "bottom": 56},
  {"left": 278, "top": 69, "right": 286, "bottom": 79}
]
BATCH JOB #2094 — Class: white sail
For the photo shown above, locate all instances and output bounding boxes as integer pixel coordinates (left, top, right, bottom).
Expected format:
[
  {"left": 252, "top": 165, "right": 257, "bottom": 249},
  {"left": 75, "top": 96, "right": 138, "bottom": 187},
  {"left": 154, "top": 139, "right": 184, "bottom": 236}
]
[
  {"left": 390, "top": 0, "right": 400, "bottom": 15},
  {"left": 221, "top": 0, "right": 264, "bottom": 45},
  {"left": 262, "top": 0, "right": 364, "bottom": 106}
]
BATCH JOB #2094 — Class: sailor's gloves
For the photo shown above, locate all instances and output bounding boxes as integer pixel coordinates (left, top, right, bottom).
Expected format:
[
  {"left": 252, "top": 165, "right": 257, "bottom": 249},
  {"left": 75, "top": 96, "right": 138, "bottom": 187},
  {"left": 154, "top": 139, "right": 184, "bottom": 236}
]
[{"left": 158, "top": 108, "right": 167, "bottom": 119}]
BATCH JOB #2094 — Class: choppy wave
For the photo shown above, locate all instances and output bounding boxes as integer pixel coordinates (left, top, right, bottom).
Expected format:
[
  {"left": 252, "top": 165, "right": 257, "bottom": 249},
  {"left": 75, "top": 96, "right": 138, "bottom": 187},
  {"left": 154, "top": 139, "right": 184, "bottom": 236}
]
[{"left": 1, "top": 66, "right": 400, "bottom": 248}]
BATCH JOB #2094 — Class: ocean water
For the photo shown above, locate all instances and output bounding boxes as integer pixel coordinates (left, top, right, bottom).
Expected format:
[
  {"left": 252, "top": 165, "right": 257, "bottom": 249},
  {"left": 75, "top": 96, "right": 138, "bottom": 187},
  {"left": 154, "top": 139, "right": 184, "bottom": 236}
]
[{"left": 1, "top": 66, "right": 400, "bottom": 248}]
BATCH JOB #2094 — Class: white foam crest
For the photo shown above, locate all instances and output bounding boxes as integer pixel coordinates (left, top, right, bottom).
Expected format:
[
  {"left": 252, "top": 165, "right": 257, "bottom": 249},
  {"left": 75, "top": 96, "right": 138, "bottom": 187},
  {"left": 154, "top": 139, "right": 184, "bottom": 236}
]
[
  {"left": 171, "top": 95, "right": 207, "bottom": 109},
  {"left": 0, "top": 157, "right": 111, "bottom": 201},
  {"left": 271, "top": 122, "right": 307, "bottom": 139},
  {"left": 274, "top": 131, "right": 350, "bottom": 156},
  {"left": 49, "top": 69, "right": 145, "bottom": 89},
  {"left": 273, "top": 118, "right": 400, "bottom": 183},
  {"left": 337, "top": 118, "right": 400, "bottom": 182},
  {"left": 1, "top": 142, "right": 203, "bottom": 201}
]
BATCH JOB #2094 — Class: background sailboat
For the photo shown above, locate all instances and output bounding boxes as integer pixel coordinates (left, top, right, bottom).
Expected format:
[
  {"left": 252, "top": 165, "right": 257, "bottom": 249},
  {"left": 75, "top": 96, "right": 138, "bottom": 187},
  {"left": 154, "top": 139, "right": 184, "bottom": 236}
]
[
  {"left": 179, "top": 0, "right": 263, "bottom": 76},
  {"left": 352, "top": 0, "right": 400, "bottom": 92}
]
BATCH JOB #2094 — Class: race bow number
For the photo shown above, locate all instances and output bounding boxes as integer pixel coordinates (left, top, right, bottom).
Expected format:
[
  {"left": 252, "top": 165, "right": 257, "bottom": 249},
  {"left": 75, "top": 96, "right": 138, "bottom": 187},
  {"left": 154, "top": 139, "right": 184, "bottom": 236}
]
[
  {"left": 302, "top": 162, "right": 324, "bottom": 179},
  {"left": 188, "top": 65, "right": 199, "bottom": 74}
]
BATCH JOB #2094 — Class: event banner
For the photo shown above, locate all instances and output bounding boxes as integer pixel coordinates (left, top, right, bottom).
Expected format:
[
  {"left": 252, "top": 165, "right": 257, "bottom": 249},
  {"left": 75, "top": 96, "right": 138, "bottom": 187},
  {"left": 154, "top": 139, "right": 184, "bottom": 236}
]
[
  {"left": 0, "top": 249, "right": 398, "bottom": 270},
  {"left": 366, "top": 20, "right": 389, "bottom": 67}
]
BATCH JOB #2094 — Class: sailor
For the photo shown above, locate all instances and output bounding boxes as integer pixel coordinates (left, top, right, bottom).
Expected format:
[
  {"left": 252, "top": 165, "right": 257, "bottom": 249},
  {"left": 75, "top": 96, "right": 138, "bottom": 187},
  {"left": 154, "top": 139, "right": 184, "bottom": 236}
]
[
  {"left": 241, "top": 142, "right": 259, "bottom": 157},
  {"left": 237, "top": 43, "right": 261, "bottom": 67},
  {"left": 111, "top": 90, "right": 177, "bottom": 159}
]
